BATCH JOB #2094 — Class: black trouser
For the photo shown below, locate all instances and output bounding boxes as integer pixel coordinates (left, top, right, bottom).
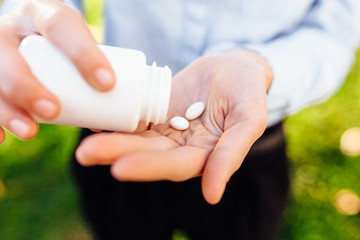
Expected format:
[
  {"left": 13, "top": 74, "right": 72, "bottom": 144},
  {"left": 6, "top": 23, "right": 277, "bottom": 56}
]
[{"left": 71, "top": 122, "right": 289, "bottom": 240}]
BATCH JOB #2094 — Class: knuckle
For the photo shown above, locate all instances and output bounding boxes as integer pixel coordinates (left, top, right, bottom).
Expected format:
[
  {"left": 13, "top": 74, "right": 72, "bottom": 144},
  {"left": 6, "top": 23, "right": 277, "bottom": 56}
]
[
  {"left": 40, "top": 2, "right": 85, "bottom": 35},
  {"left": 20, "top": 0, "right": 34, "bottom": 15},
  {"left": 66, "top": 5, "right": 84, "bottom": 20},
  {"left": 0, "top": 76, "right": 21, "bottom": 101},
  {"left": 69, "top": 43, "right": 93, "bottom": 62},
  {"left": 0, "top": 97, "right": 17, "bottom": 126},
  {"left": 42, "top": 7, "right": 69, "bottom": 34},
  {"left": 0, "top": 75, "right": 35, "bottom": 109}
]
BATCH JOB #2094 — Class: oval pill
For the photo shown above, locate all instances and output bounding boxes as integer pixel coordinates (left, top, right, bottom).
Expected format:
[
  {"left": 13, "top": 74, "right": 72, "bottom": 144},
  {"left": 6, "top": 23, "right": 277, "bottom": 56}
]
[
  {"left": 170, "top": 116, "right": 189, "bottom": 131},
  {"left": 185, "top": 101, "right": 205, "bottom": 120}
]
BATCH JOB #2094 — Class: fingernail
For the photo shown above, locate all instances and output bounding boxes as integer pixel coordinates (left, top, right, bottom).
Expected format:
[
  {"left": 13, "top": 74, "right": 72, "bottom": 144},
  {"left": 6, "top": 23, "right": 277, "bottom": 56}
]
[
  {"left": 9, "top": 119, "right": 31, "bottom": 139},
  {"left": 95, "top": 68, "right": 115, "bottom": 90},
  {"left": 33, "top": 99, "right": 58, "bottom": 119}
]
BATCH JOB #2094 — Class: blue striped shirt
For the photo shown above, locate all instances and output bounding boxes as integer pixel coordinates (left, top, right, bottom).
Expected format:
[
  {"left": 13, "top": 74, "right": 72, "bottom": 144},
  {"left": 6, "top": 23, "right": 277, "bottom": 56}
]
[{"left": 2, "top": 0, "right": 360, "bottom": 126}]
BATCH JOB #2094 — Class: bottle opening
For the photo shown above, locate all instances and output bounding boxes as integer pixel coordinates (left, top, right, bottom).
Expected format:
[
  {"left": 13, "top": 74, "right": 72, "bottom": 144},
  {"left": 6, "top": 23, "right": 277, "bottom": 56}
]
[{"left": 142, "top": 62, "right": 172, "bottom": 126}]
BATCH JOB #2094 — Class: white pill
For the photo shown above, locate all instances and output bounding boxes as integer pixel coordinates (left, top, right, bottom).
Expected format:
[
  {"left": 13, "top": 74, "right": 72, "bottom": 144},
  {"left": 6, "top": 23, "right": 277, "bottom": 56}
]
[
  {"left": 185, "top": 101, "right": 205, "bottom": 120},
  {"left": 170, "top": 116, "right": 189, "bottom": 131}
]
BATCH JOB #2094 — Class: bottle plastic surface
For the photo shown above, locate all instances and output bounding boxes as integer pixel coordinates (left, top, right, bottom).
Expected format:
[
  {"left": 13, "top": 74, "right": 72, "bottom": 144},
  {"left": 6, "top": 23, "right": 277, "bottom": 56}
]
[{"left": 19, "top": 35, "right": 172, "bottom": 132}]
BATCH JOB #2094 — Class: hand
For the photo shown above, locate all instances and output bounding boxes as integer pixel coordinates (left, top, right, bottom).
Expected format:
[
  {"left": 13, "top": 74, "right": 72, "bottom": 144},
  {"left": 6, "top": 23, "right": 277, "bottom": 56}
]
[
  {"left": 76, "top": 49, "right": 273, "bottom": 204},
  {"left": 0, "top": 0, "right": 115, "bottom": 143}
]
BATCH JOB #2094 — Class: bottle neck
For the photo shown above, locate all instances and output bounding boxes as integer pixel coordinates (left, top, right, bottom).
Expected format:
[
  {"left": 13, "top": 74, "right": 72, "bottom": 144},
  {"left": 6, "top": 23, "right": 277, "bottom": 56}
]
[{"left": 141, "top": 62, "right": 172, "bottom": 125}]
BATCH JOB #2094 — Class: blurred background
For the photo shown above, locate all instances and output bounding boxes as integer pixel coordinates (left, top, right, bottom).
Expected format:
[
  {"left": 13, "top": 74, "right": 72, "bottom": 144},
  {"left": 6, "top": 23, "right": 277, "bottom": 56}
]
[{"left": 1, "top": 0, "right": 360, "bottom": 239}]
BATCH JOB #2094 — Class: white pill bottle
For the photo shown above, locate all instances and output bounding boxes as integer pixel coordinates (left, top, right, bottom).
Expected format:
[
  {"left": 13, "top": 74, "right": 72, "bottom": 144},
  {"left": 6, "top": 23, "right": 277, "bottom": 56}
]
[{"left": 19, "top": 35, "right": 172, "bottom": 132}]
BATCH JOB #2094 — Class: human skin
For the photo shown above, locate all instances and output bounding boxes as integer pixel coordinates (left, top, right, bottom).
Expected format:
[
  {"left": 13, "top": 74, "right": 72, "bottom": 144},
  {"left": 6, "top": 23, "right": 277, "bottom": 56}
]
[
  {"left": 0, "top": 0, "right": 273, "bottom": 204},
  {"left": 0, "top": 0, "right": 115, "bottom": 143},
  {"left": 76, "top": 50, "right": 273, "bottom": 204}
]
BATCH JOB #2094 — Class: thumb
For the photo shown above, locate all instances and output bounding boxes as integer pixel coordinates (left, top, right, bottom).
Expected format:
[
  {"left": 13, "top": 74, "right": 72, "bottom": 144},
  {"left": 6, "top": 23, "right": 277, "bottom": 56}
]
[{"left": 201, "top": 110, "right": 267, "bottom": 205}]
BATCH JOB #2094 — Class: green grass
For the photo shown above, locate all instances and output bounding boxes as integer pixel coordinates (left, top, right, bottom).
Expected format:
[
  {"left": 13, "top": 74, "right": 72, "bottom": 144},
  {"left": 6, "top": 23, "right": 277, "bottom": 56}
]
[
  {"left": 1, "top": 0, "right": 360, "bottom": 239},
  {"left": 0, "top": 126, "right": 91, "bottom": 240},
  {"left": 279, "top": 49, "right": 360, "bottom": 240}
]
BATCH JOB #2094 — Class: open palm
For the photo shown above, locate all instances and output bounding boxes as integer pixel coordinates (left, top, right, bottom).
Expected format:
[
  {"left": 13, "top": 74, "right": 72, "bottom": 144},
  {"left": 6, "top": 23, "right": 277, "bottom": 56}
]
[{"left": 76, "top": 50, "right": 273, "bottom": 204}]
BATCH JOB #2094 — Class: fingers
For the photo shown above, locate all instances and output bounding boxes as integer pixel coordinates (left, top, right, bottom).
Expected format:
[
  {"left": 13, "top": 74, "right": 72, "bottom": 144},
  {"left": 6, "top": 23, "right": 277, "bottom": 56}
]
[
  {"left": 202, "top": 117, "right": 267, "bottom": 205},
  {"left": 0, "top": 96, "right": 38, "bottom": 140},
  {"left": 26, "top": 0, "right": 115, "bottom": 91},
  {"left": 0, "top": 36, "right": 60, "bottom": 120},
  {"left": 110, "top": 146, "right": 208, "bottom": 182},
  {"left": 0, "top": 34, "right": 54, "bottom": 140},
  {"left": 0, "top": 0, "right": 115, "bottom": 142},
  {"left": 76, "top": 131, "right": 209, "bottom": 182},
  {"left": 76, "top": 132, "right": 178, "bottom": 166}
]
